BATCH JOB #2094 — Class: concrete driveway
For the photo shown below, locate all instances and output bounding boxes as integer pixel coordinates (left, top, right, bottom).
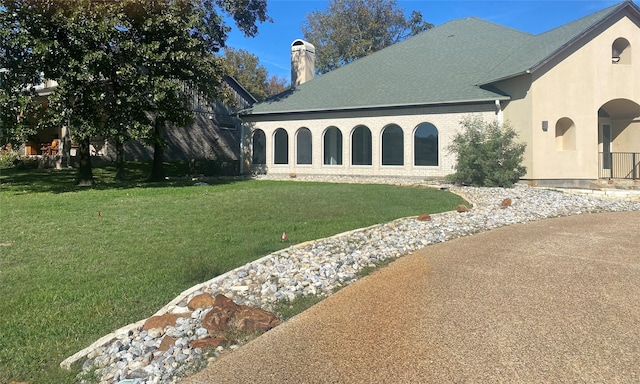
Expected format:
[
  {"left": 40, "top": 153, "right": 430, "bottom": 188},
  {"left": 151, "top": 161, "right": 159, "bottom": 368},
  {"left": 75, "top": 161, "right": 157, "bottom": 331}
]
[{"left": 182, "top": 211, "right": 640, "bottom": 383}]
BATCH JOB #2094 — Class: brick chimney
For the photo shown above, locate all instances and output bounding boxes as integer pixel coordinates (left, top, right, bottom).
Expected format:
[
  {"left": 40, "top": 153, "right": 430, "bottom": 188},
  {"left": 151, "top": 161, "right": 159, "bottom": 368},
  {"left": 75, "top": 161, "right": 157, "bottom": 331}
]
[{"left": 291, "top": 39, "right": 315, "bottom": 86}]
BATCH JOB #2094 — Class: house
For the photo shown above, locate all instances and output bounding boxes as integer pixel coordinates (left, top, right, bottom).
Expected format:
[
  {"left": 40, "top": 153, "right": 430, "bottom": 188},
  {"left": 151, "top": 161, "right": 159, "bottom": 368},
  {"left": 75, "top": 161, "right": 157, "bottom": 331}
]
[
  {"left": 18, "top": 76, "right": 255, "bottom": 175},
  {"left": 124, "top": 76, "right": 257, "bottom": 176},
  {"left": 240, "top": 1, "right": 640, "bottom": 188},
  {"left": 20, "top": 78, "right": 61, "bottom": 156}
]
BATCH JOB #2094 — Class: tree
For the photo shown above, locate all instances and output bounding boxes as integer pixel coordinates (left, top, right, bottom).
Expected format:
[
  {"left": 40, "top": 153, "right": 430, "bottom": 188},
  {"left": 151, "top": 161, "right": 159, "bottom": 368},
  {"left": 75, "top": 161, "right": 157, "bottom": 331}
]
[
  {"left": 408, "top": 10, "right": 433, "bottom": 36},
  {"left": 265, "top": 74, "right": 288, "bottom": 97},
  {"left": 1, "top": 1, "right": 118, "bottom": 184},
  {"left": 224, "top": 47, "right": 289, "bottom": 101},
  {"left": 120, "top": 0, "right": 232, "bottom": 182},
  {"left": 0, "top": 85, "right": 42, "bottom": 150},
  {"left": 0, "top": 0, "right": 268, "bottom": 184},
  {"left": 224, "top": 47, "right": 268, "bottom": 101},
  {"left": 302, "top": 0, "right": 433, "bottom": 75},
  {"left": 447, "top": 116, "right": 527, "bottom": 188},
  {"left": 0, "top": 4, "right": 48, "bottom": 149}
]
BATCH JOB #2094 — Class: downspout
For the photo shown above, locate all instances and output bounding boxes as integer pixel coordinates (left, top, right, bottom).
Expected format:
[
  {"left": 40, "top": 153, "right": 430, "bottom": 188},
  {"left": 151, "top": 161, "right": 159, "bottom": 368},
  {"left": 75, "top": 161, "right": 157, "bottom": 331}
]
[
  {"left": 495, "top": 99, "right": 503, "bottom": 128},
  {"left": 239, "top": 121, "right": 244, "bottom": 175}
]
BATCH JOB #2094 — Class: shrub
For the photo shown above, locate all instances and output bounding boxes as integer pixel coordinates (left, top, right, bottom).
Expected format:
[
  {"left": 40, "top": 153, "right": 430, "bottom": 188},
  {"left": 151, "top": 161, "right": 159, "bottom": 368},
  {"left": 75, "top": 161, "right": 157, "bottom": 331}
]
[
  {"left": 448, "top": 116, "right": 526, "bottom": 187},
  {"left": 14, "top": 156, "right": 41, "bottom": 170},
  {"left": 0, "top": 148, "right": 20, "bottom": 168}
]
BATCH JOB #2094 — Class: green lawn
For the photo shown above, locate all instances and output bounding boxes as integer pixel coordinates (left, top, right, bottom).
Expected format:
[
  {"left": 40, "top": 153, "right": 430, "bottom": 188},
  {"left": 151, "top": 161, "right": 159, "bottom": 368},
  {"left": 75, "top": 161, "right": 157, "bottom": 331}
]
[{"left": 0, "top": 164, "right": 466, "bottom": 383}]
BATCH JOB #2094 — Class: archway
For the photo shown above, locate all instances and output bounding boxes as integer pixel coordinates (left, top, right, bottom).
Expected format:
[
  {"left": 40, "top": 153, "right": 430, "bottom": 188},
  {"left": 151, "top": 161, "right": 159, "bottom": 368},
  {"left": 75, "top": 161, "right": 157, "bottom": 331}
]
[
  {"left": 381, "top": 124, "right": 404, "bottom": 165},
  {"left": 273, "top": 128, "right": 289, "bottom": 165},
  {"left": 414, "top": 123, "right": 438, "bottom": 166},
  {"left": 351, "top": 125, "right": 372, "bottom": 166},
  {"left": 252, "top": 129, "right": 266, "bottom": 165},
  {"left": 598, "top": 99, "right": 640, "bottom": 178},
  {"left": 323, "top": 126, "right": 343, "bottom": 165},
  {"left": 296, "top": 127, "right": 312, "bottom": 165}
]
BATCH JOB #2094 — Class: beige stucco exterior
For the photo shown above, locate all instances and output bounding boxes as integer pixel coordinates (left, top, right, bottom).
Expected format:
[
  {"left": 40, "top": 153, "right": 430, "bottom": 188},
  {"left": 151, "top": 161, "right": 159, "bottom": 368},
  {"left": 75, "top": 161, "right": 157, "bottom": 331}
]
[{"left": 504, "top": 13, "right": 640, "bottom": 184}]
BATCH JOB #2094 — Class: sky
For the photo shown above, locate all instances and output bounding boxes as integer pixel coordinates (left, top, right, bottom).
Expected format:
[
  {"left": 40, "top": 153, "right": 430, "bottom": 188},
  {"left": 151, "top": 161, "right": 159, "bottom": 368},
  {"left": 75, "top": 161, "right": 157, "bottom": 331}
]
[{"left": 224, "top": 0, "right": 624, "bottom": 82}]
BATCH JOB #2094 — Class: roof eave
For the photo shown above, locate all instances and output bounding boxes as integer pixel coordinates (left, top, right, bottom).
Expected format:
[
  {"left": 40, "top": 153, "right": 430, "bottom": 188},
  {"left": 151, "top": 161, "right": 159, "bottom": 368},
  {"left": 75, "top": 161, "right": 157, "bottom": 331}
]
[
  {"left": 224, "top": 75, "right": 258, "bottom": 105},
  {"left": 241, "top": 96, "right": 511, "bottom": 118},
  {"left": 478, "top": 70, "right": 531, "bottom": 87}
]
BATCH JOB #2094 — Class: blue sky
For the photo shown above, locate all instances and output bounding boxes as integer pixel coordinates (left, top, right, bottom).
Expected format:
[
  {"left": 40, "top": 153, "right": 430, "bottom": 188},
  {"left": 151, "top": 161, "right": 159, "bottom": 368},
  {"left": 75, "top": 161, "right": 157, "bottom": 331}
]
[{"left": 224, "top": 0, "right": 623, "bottom": 82}]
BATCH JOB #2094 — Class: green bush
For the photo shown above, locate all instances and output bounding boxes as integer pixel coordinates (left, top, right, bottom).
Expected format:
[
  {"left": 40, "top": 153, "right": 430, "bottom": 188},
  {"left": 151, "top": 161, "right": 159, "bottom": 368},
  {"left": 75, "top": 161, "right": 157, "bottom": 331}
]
[
  {"left": 14, "top": 156, "right": 41, "bottom": 170},
  {"left": 448, "top": 116, "right": 526, "bottom": 187},
  {"left": 0, "top": 148, "right": 19, "bottom": 168}
]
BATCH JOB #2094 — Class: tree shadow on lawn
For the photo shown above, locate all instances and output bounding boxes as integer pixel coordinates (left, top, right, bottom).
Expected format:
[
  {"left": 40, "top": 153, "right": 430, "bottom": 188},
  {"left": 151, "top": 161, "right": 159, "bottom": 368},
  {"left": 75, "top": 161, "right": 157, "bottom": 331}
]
[{"left": 0, "top": 162, "right": 249, "bottom": 194}]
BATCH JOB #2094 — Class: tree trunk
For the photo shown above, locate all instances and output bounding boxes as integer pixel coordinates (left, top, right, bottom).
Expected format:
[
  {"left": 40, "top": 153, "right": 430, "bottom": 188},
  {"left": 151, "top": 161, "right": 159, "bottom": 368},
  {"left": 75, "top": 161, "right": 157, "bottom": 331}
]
[
  {"left": 149, "top": 140, "right": 165, "bottom": 181},
  {"left": 76, "top": 137, "right": 94, "bottom": 186},
  {"left": 149, "top": 121, "right": 165, "bottom": 181},
  {"left": 114, "top": 138, "right": 126, "bottom": 181}
]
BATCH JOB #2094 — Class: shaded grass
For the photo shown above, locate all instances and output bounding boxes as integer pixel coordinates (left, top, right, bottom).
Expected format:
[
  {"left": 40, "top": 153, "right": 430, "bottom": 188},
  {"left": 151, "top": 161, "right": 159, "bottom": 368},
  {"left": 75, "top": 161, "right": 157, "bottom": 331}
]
[
  {"left": 273, "top": 295, "right": 326, "bottom": 322},
  {"left": 0, "top": 165, "right": 466, "bottom": 383}
]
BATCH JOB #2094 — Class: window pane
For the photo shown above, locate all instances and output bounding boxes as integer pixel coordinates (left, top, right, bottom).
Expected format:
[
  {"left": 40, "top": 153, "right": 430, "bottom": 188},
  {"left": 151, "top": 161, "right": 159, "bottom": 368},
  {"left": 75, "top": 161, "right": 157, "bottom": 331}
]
[
  {"left": 323, "top": 127, "right": 343, "bottom": 165},
  {"left": 274, "top": 128, "right": 288, "bottom": 164},
  {"left": 414, "top": 123, "right": 438, "bottom": 166},
  {"left": 352, "top": 125, "right": 372, "bottom": 165},
  {"left": 252, "top": 129, "right": 266, "bottom": 164},
  {"left": 296, "top": 128, "right": 312, "bottom": 164},
  {"left": 382, "top": 124, "right": 404, "bottom": 165}
]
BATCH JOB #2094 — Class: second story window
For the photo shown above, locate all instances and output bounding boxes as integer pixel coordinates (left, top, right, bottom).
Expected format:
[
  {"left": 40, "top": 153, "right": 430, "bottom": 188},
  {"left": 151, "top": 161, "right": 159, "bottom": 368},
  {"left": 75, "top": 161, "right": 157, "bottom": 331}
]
[{"left": 612, "top": 38, "right": 630, "bottom": 64}]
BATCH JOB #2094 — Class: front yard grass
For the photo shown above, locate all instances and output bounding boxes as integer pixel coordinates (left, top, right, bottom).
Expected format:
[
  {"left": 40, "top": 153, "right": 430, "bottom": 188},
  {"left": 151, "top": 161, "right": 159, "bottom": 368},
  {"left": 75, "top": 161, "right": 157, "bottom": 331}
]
[{"left": 0, "top": 164, "right": 466, "bottom": 383}]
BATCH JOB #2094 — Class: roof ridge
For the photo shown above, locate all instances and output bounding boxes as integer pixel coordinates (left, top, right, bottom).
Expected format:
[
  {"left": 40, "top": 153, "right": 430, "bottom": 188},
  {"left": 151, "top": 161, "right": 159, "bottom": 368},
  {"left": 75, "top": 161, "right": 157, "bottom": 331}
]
[
  {"left": 534, "top": 0, "right": 628, "bottom": 39},
  {"left": 296, "top": 16, "right": 530, "bottom": 89},
  {"left": 450, "top": 16, "right": 534, "bottom": 37}
]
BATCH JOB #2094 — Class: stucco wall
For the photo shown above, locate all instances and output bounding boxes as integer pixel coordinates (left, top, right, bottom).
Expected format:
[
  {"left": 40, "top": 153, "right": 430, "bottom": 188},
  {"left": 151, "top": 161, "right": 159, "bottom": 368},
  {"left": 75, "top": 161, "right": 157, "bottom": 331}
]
[
  {"left": 495, "top": 75, "right": 534, "bottom": 177},
  {"left": 243, "top": 104, "right": 496, "bottom": 178},
  {"left": 510, "top": 13, "right": 640, "bottom": 181},
  {"left": 615, "top": 119, "right": 640, "bottom": 151}
]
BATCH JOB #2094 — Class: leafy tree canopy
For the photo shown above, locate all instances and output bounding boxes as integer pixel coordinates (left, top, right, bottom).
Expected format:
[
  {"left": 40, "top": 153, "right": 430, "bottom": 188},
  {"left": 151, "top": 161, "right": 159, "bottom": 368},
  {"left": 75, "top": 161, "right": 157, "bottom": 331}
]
[
  {"left": 223, "top": 47, "right": 288, "bottom": 101},
  {"left": 0, "top": 0, "right": 268, "bottom": 183},
  {"left": 302, "top": 0, "right": 433, "bottom": 74}
]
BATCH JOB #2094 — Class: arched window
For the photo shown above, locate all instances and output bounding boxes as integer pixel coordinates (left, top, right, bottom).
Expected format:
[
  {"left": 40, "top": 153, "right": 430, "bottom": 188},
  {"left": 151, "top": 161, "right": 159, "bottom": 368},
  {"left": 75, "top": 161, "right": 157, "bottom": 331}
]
[
  {"left": 351, "top": 125, "right": 372, "bottom": 165},
  {"left": 382, "top": 124, "right": 404, "bottom": 165},
  {"left": 555, "top": 118, "right": 576, "bottom": 151},
  {"left": 323, "top": 126, "right": 343, "bottom": 165},
  {"left": 296, "top": 128, "right": 312, "bottom": 164},
  {"left": 612, "top": 38, "right": 631, "bottom": 64},
  {"left": 273, "top": 128, "right": 288, "bottom": 164},
  {"left": 252, "top": 129, "right": 266, "bottom": 165},
  {"left": 414, "top": 123, "right": 438, "bottom": 166}
]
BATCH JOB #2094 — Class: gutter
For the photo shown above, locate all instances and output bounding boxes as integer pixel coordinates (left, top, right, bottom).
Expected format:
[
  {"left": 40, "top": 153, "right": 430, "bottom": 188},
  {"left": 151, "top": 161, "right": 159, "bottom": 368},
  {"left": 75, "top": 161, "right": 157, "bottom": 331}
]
[
  {"left": 239, "top": 122, "right": 244, "bottom": 174},
  {"left": 240, "top": 95, "right": 511, "bottom": 119}
]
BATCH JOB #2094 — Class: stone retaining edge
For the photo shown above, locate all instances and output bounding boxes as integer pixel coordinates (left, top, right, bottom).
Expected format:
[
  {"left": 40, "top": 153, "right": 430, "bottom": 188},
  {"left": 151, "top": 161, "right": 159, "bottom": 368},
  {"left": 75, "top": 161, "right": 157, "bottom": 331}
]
[{"left": 59, "top": 208, "right": 448, "bottom": 370}]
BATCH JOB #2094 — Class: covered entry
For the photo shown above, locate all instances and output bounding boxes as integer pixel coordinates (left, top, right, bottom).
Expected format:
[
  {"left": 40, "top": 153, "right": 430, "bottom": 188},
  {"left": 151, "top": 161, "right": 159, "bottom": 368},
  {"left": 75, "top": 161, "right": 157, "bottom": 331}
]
[{"left": 598, "top": 99, "right": 640, "bottom": 179}]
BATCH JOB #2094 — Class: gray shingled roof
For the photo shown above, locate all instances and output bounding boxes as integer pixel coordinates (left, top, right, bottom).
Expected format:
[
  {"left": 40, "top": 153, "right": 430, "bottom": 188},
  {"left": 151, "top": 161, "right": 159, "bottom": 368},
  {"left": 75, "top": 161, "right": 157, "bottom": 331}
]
[{"left": 243, "top": 1, "right": 637, "bottom": 116}]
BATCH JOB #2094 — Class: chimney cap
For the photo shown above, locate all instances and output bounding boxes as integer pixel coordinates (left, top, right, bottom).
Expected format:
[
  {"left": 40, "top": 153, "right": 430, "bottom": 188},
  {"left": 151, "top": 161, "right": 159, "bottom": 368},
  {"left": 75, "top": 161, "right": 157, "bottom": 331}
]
[{"left": 291, "top": 39, "right": 315, "bottom": 54}]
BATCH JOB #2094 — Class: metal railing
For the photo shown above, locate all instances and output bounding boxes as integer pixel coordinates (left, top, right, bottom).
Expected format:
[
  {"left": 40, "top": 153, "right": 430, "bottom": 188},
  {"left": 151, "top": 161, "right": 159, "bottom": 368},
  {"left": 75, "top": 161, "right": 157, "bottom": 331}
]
[{"left": 599, "top": 152, "right": 640, "bottom": 179}]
